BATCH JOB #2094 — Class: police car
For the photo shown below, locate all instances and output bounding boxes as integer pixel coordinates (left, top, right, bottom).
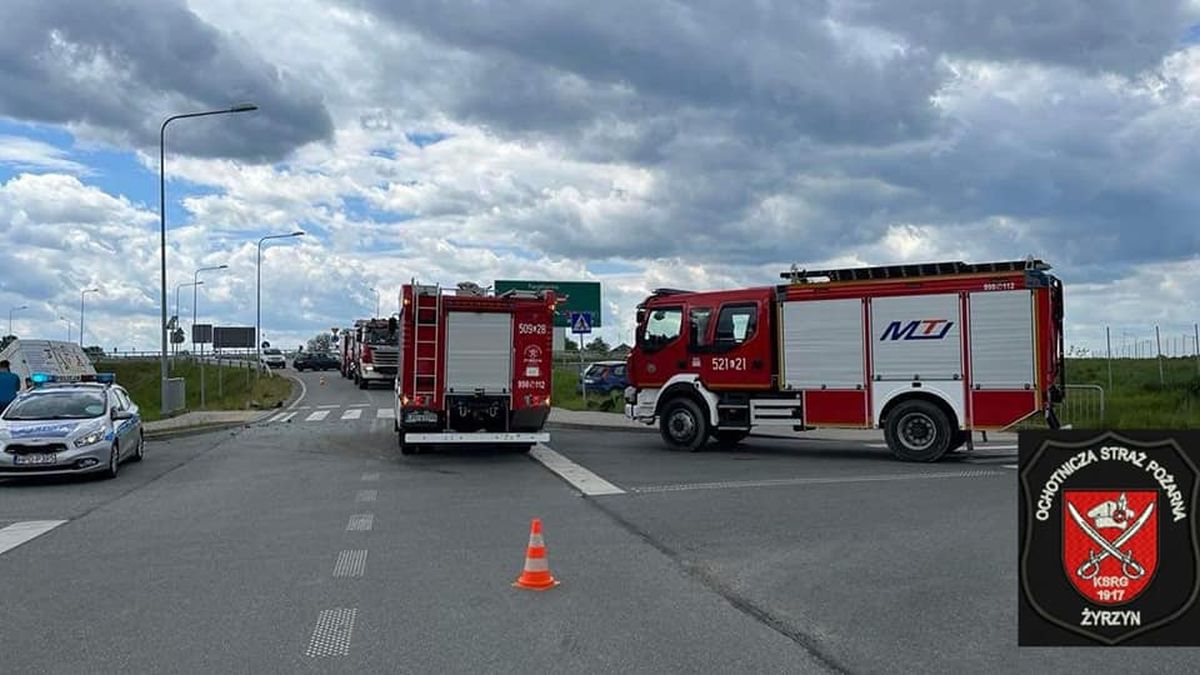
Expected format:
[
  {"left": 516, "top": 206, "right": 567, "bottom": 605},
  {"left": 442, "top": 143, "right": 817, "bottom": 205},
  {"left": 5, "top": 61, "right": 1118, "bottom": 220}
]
[{"left": 0, "top": 373, "right": 144, "bottom": 479}]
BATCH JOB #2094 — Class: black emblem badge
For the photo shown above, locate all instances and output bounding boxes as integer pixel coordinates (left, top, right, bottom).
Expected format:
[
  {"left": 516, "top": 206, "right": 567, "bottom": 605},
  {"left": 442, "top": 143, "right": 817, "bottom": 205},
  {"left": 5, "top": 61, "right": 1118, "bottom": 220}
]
[{"left": 1019, "top": 430, "right": 1200, "bottom": 645}]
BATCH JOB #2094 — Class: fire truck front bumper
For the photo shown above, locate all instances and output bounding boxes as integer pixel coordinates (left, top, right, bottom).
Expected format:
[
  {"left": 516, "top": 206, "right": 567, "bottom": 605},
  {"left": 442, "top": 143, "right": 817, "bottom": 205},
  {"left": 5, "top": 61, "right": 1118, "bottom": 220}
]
[{"left": 624, "top": 387, "right": 657, "bottom": 424}]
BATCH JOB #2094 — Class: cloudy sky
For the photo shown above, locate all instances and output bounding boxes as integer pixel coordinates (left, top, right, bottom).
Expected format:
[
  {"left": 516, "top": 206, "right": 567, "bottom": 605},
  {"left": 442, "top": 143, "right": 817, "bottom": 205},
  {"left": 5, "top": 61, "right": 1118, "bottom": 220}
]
[{"left": 3, "top": 0, "right": 1200, "bottom": 357}]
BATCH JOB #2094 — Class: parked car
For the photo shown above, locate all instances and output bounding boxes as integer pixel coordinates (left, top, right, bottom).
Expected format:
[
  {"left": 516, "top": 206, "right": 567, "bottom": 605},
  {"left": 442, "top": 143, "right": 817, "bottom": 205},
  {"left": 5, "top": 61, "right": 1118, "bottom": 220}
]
[
  {"left": 293, "top": 352, "right": 339, "bottom": 371},
  {"left": 578, "top": 360, "right": 629, "bottom": 395},
  {"left": 261, "top": 348, "right": 286, "bottom": 369},
  {"left": 0, "top": 376, "right": 143, "bottom": 479}
]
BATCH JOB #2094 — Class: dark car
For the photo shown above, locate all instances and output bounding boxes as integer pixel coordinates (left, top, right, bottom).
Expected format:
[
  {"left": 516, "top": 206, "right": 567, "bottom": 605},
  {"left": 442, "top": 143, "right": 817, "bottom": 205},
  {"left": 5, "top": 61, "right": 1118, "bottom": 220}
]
[
  {"left": 293, "top": 352, "right": 339, "bottom": 371},
  {"left": 577, "top": 360, "right": 629, "bottom": 395}
]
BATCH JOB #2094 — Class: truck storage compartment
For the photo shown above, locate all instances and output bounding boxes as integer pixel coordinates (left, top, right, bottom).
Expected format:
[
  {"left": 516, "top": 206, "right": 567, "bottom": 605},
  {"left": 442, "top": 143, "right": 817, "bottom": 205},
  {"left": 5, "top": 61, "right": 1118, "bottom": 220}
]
[{"left": 445, "top": 312, "right": 513, "bottom": 395}]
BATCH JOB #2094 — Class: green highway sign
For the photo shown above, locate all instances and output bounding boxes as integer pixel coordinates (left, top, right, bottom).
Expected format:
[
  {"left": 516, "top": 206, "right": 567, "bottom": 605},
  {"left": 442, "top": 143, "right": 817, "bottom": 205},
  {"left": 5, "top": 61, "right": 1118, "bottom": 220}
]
[{"left": 494, "top": 280, "right": 602, "bottom": 327}]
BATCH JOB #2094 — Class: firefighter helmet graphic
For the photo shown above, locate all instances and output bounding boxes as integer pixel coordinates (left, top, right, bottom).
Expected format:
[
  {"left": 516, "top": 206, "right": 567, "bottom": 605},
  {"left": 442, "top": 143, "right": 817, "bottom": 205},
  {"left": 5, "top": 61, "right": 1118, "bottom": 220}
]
[
  {"left": 1063, "top": 490, "right": 1158, "bottom": 605},
  {"left": 1019, "top": 430, "right": 1200, "bottom": 646}
]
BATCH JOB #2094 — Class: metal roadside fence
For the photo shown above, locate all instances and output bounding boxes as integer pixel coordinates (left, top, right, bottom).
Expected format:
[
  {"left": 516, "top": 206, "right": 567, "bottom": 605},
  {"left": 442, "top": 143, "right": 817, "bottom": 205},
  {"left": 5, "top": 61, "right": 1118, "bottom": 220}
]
[{"left": 1059, "top": 384, "right": 1106, "bottom": 428}]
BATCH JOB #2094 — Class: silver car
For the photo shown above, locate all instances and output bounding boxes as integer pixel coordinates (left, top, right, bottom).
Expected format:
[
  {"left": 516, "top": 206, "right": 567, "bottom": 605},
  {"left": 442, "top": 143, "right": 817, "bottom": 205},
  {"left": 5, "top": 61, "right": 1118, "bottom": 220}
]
[{"left": 0, "top": 382, "right": 144, "bottom": 479}]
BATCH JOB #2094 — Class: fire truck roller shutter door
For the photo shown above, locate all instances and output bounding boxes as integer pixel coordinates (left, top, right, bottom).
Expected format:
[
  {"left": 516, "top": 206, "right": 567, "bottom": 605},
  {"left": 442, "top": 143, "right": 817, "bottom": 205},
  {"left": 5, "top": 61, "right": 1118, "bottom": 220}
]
[
  {"left": 870, "top": 293, "right": 965, "bottom": 430},
  {"left": 781, "top": 298, "right": 864, "bottom": 390},
  {"left": 444, "top": 312, "right": 513, "bottom": 395}
]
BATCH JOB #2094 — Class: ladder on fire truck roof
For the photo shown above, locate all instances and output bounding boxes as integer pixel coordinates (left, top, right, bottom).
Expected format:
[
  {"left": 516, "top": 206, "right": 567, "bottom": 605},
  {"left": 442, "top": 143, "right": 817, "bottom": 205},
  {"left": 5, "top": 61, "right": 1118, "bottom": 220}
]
[
  {"left": 779, "top": 256, "right": 1051, "bottom": 284},
  {"left": 411, "top": 279, "right": 441, "bottom": 404}
]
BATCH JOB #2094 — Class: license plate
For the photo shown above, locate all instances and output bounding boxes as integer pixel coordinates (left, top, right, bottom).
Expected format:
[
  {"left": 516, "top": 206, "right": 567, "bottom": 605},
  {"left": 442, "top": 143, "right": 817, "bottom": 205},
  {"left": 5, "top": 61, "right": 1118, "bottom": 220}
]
[
  {"left": 404, "top": 411, "right": 438, "bottom": 424},
  {"left": 14, "top": 453, "right": 57, "bottom": 466}
]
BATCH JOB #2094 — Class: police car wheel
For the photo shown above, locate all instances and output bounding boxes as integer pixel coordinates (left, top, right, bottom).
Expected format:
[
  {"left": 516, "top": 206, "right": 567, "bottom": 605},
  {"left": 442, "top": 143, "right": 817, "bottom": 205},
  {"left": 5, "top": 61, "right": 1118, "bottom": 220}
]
[
  {"left": 103, "top": 444, "right": 120, "bottom": 479},
  {"left": 885, "top": 399, "right": 952, "bottom": 462},
  {"left": 660, "top": 397, "right": 708, "bottom": 452},
  {"left": 131, "top": 432, "right": 145, "bottom": 462}
]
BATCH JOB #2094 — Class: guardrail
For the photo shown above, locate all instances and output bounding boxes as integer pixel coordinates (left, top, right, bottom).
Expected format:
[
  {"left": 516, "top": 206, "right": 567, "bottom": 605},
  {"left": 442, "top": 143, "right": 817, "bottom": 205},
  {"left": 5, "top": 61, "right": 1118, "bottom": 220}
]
[{"left": 1059, "top": 384, "right": 1106, "bottom": 427}]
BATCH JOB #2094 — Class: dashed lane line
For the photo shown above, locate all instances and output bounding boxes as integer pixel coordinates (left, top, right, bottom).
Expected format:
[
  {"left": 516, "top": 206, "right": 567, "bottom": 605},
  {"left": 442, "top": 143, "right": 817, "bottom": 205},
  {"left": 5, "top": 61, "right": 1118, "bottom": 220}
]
[
  {"left": 529, "top": 445, "right": 626, "bottom": 496},
  {"left": 355, "top": 490, "right": 377, "bottom": 503},
  {"left": 0, "top": 520, "right": 68, "bottom": 556},
  {"left": 317, "top": 404, "right": 340, "bottom": 409},
  {"left": 347, "top": 514, "right": 374, "bottom": 531},
  {"left": 305, "top": 410, "right": 331, "bottom": 422},
  {"left": 341, "top": 408, "right": 363, "bottom": 421},
  {"left": 361, "top": 472, "right": 379, "bottom": 482},
  {"left": 631, "top": 470, "right": 1004, "bottom": 494},
  {"left": 306, "top": 608, "right": 357, "bottom": 658},
  {"left": 348, "top": 403, "right": 370, "bottom": 408},
  {"left": 333, "top": 550, "right": 368, "bottom": 578}
]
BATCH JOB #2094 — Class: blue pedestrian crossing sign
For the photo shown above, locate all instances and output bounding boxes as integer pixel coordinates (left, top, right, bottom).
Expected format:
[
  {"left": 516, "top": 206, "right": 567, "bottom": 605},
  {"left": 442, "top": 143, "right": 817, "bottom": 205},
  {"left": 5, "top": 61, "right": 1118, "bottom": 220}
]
[{"left": 570, "top": 311, "right": 592, "bottom": 334}]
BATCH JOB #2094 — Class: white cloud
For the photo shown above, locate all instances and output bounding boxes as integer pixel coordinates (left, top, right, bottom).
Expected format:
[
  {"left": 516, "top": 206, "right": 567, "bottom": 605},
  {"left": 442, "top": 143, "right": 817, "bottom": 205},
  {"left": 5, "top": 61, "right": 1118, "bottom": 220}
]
[{"left": 0, "top": 135, "right": 89, "bottom": 174}]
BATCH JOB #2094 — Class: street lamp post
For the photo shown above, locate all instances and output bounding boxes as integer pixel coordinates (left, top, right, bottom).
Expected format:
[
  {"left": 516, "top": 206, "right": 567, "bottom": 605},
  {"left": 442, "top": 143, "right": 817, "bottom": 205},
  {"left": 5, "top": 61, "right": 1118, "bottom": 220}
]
[
  {"left": 370, "top": 287, "right": 381, "bottom": 317},
  {"left": 194, "top": 264, "right": 228, "bottom": 409},
  {"left": 79, "top": 288, "right": 100, "bottom": 347},
  {"left": 256, "top": 231, "right": 305, "bottom": 375},
  {"left": 59, "top": 316, "right": 72, "bottom": 343},
  {"left": 159, "top": 103, "right": 258, "bottom": 414},
  {"left": 174, "top": 281, "right": 202, "bottom": 368},
  {"left": 8, "top": 305, "right": 28, "bottom": 336}
]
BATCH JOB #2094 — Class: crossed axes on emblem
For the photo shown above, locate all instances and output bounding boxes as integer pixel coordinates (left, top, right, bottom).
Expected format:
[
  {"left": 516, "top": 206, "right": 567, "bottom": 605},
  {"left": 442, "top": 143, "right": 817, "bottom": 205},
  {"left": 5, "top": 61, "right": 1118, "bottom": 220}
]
[{"left": 1067, "top": 501, "right": 1155, "bottom": 581}]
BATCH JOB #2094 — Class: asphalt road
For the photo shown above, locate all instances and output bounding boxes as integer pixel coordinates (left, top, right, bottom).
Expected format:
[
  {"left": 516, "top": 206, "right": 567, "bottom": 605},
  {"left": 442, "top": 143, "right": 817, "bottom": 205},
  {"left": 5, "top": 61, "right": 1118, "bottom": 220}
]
[{"left": 2, "top": 368, "right": 1198, "bottom": 673}]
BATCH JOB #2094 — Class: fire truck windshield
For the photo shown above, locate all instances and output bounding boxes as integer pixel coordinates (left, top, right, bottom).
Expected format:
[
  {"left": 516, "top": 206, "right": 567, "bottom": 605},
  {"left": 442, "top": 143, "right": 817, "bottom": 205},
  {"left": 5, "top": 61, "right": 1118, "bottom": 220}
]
[
  {"left": 640, "top": 307, "right": 682, "bottom": 350},
  {"left": 363, "top": 326, "right": 394, "bottom": 344}
]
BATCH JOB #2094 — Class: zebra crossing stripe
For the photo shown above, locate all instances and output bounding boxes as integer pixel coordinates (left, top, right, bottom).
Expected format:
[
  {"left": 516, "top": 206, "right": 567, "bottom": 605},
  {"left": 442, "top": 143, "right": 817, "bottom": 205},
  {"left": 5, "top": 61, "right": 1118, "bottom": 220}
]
[
  {"left": 341, "top": 409, "right": 363, "bottom": 421},
  {"left": 306, "top": 410, "right": 331, "bottom": 422},
  {"left": 376, "top": 408, "right": 395, "bottom": 419}
]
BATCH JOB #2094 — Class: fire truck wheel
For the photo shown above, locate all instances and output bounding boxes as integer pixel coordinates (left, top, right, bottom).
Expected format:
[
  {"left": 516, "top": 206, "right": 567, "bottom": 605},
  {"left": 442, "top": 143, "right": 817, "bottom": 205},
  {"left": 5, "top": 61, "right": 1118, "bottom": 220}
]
[
  {"left": 398, "top": 433, "right": 418, "bottom": 455},
  {"left": 659, "top": 397, "right": 709, "bottom": 452},
  {"left": 948, "top": 430, "right": 969, "bottom": 453},
  {"left": 885, "top": 399, "right": 953, "bottom": 462},
  {"left": 358, "top": 376, "right": 368, "bottom": 390}
]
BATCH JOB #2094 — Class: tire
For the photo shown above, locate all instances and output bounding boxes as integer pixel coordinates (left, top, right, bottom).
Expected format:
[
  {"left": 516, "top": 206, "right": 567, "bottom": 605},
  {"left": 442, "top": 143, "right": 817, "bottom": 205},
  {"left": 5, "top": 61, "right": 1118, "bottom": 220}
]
[
  {"left": 884, "top": 399, "right": 954, "bottom": 462},
  {"left": 948, "top": 429, "right": 970, "bottom": 453},
  {"left": 508, "top": 444, "right": 534, "bottom": 453},
  {"left": 103, "top": 444, "right": 120, "bottom": 479},
  {"left": 712, "top": 430, "right": 750, "bottom": 447},
  {"left": 358, "top": 377, "right": 368, "bottom": 390},
  {"left": 131, "top": 432, "right": 145, "bottom": 462},
  {"left": 659, "top": 397, "right": 709, "bottom": 452},
  {"left": 398, "top": 432, "right": 420, "bottom": 455}
]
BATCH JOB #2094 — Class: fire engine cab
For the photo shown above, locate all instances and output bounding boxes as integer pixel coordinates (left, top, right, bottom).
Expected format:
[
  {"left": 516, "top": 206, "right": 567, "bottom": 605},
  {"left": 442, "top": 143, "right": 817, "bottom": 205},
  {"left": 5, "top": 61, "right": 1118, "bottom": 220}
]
[
  {"left": 393, "top": 280, "right": 557, "bottom": 455},
  {"left": 624, "top": 258, "right": 1065, "bottom": 461}
]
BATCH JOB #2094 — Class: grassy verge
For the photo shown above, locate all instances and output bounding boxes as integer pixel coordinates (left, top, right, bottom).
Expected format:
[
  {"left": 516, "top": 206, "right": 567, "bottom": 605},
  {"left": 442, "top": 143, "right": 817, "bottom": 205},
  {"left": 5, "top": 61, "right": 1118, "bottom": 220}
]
[
  {"left": 552, "top": 367, "right": 624, "bottom": 413},
  {"left": 552, "top": 357, "right": 1200, "bottom": 428},
  {"left": 93, "top": 359, "right": 295, "bottom": 422}
]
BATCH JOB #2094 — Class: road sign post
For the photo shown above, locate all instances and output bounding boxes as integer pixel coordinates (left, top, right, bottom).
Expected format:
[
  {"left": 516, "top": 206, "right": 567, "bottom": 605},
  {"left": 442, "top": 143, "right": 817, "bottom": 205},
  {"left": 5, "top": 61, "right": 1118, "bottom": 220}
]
[{"left": 571, "top": 312, "right": 593, "bottom": 405}]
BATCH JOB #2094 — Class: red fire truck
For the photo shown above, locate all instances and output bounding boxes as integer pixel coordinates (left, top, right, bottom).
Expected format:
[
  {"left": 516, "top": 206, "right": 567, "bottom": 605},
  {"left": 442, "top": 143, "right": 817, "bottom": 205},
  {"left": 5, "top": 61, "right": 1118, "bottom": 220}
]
[
  {"left": 624, "top": 258, "right": 1065, "bottom": 461},
  {"left": 393, "top": 280, "right": 557, "bottom": 455}
]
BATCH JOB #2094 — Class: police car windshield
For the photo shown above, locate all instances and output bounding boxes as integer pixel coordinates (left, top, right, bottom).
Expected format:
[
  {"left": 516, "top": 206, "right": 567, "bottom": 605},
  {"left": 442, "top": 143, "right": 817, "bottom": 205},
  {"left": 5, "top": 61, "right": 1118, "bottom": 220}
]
[
  {"left": 3, "top": 391, "right": 107, "bottom": 421},
  {"left": 264, "top": 349, "right": 282, "bottom": 355}
]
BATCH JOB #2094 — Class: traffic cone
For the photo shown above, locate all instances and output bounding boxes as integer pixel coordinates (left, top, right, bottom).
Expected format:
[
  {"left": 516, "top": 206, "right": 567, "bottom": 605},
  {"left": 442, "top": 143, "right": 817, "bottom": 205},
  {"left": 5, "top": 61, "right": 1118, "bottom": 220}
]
[{"left": 513, "top": 518, "right": 560, "bottom": 591}]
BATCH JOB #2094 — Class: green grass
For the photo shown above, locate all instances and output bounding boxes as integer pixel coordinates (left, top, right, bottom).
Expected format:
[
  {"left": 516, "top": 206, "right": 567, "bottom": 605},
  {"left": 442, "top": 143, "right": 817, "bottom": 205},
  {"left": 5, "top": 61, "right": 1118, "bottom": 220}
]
[
  {"left": 552, "top": 367, "right": 624, "bottom": 413},
  {"left": 94, "top": 359, "right": 295, "bottom": 421},
  {"left": 552, "top": 357, "right": 1200, "bottom": 428},
  {"left": 1048, "top": 357, "right": 1200, "bottom": 429}
]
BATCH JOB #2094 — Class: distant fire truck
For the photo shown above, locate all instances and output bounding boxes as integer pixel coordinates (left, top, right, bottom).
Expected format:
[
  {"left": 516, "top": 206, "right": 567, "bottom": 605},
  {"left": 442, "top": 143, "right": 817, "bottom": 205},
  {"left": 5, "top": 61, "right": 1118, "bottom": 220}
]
[
  {"left": 349, "top": 318, "right": 400, "bottom": 389},
  {"left": 393, "top": 281, "right": 556, "bottom": 455},
  {"left": 624, "top": 258, "right": 1065, "bottom": 461}
]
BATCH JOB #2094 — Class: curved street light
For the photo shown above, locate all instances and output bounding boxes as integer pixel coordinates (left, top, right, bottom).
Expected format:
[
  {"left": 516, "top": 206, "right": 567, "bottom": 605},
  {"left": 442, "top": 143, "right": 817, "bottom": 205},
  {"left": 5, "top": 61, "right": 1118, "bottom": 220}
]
[
  {"left": 8, "top": 305, "right": 29, "bottom": 336},
  {"left": 159, "top": 102, "right": 258, "bottom": 412},
  {"left": 80, "top": 288, "right": 100, "bottom": 347},
  {"left": 257, "top": 231, "right": 305, "bottom": 369}
]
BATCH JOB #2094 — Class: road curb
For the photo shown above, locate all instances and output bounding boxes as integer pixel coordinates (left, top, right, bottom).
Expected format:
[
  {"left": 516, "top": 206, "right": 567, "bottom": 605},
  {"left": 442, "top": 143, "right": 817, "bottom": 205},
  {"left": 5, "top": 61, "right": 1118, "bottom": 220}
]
[
  {"left": 144, "top": 376, "right": 301, "bottom": 441},
  {"left": 548, "top": 420, "right": 657, "bottom": 434}
]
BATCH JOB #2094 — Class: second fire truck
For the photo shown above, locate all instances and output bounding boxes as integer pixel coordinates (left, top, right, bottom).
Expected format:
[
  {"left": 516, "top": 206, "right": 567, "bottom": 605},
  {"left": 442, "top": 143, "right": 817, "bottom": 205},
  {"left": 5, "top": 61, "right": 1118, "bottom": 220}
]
[
  {"left": 624, "top": 258, "right": 1065, "bottom": 462},
  {"left": 393, "top": 281, "right": 557, "bottom": 455}
]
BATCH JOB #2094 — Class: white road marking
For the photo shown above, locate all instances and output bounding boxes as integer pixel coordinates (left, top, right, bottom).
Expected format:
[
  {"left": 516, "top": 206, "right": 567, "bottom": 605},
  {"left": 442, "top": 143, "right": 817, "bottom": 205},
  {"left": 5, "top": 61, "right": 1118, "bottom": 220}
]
[
  {"left": 298, "top": 405, "right": 312, "bottom": 410},
  {"left": 306, "top": 410, "right": 330, "bottom": 422},
  {"left": 0, "top": 520, "right": 68, "bottom": 556},
  {"left": 270, "top": 412, "right": 296, "bottom": 423},
  {"left": 529, "top": 445, "right": 625, "bottom": 496},
  {"left": 347, "top": 514, "right": 374, "bottom": 531},
  {"left": 341, "top": 409, "right": 363, "bottom": 421},
  {"left": 633, "top": 470, "right": 1003, "bottom": 494},
  {"left": 318, "top": 404, "right": 339, "bottom": 410},
  {"left": 348, "top": 403, "right": 370, "bottom": 408},
  {"left": 1003, "top": 464, "right": 1018, "bottom": 469},
  {"left": 376, "top": 408, "right": 395, "bottom": 419},
  {"left": 361, "top": 472, "right": 379, "bottom": 481},
  {"left": 306, "top": 608, "right": 357, "bottom": 658},
  {"left": 356, "top": 490, "right": 377, "bottom": 503},
  {"left": 333, "top": 550, "right": 368, "bottom": 578}
]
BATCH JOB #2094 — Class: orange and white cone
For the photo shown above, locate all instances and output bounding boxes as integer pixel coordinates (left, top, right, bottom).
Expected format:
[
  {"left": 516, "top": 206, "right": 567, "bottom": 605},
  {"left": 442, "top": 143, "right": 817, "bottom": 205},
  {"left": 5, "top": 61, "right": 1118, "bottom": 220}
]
[{"left": 513, "top": 518, "right": 560, "bottom": 591}]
